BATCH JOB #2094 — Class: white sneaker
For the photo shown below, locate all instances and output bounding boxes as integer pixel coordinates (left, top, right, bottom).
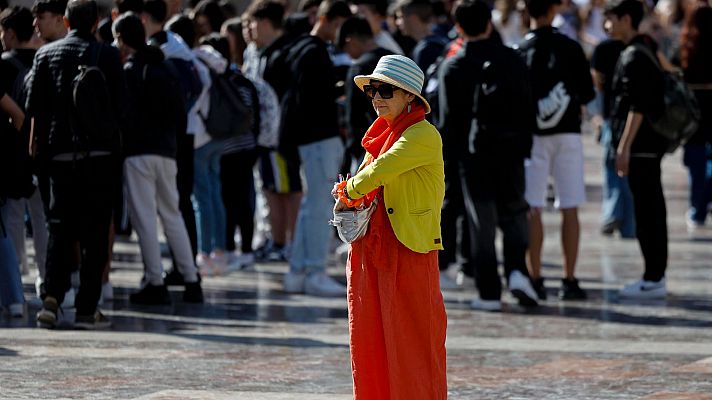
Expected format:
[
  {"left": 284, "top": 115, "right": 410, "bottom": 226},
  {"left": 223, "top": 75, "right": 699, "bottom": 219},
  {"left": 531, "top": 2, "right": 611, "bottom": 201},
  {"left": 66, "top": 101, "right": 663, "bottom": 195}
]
[
  {"left": 62, "top": 287, "right": 76, "bottom": 309},
  {"left": 470, "top": 298, "right": 502, "bottom": 312},
  {"left": 508, "top": 270, "right": 539, "bottom": 307},
  {"left": 9, "top": 303, "right": 24, "bottom": 318},
  {"left": 304, "top": 272, "right": 347, "bottom": 297},
  {"left": 284, "top": 271, "right": 307, "bottom": 293},
  {"left": 35, "top": 276, "right": 44, "bottom": 298},
  {"left": 456, "top": 271, "right": 475, "bottom": 287},
  {"left": 619, "top": 278, "right": 667, "bottom": 299},
  {"left": 227, "top": 252, "right": 256, "bottom": 272},
  {"left": 439, "top": 271, "right": 460, "bottom": 290}
]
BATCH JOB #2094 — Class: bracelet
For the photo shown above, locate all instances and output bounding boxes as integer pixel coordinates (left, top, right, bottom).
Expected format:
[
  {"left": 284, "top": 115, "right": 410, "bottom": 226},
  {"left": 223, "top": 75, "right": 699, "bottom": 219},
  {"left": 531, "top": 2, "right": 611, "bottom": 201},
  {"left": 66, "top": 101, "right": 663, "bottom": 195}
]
[{"left": 336, "top": 180, "right": 364, "bottom": 208}]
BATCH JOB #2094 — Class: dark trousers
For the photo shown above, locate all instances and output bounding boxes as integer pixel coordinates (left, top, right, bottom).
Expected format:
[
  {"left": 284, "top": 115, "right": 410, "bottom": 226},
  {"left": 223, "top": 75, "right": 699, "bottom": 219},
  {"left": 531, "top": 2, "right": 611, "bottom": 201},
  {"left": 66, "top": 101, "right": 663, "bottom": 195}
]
[
  {"left": 220, "top": 150, "right": 258, "bottom": 253},
  {"left": 628, "top": 155, "right": 668, "bottom": 281},
  {"left": 44, "top": 156, "right": 115, "bottom": 316},
  {"left": 439, "top": 159, "right": 472, "bottom": 273},
  {"left": 461, "top": 154, "right": 530, "bottom": 300},
  {"left": 176, "top": 132, "right": 197, "bottom": 258}
]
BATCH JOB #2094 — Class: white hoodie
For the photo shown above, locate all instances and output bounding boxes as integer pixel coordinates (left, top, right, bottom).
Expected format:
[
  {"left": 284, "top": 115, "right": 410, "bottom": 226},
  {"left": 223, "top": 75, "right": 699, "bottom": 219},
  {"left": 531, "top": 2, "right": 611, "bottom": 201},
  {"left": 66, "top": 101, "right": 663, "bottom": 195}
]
[{"left": 156, "top": 32, "right": 221, "bottom": 149}]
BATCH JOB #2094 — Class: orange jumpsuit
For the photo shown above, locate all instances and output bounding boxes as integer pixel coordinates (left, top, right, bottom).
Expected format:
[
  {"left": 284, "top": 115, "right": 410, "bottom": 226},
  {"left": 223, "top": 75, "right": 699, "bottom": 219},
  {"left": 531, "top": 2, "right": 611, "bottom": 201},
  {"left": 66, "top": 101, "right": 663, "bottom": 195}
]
[{"left": 347, "top": 194, "right": 448, "bottom": 399}]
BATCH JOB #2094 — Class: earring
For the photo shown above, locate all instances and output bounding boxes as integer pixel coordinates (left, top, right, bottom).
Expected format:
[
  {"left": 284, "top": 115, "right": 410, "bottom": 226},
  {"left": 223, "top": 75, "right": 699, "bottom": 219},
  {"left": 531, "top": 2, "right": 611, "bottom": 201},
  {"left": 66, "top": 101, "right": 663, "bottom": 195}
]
[{"left": 407, "top": 102, "right": 411, "bottom": 113}]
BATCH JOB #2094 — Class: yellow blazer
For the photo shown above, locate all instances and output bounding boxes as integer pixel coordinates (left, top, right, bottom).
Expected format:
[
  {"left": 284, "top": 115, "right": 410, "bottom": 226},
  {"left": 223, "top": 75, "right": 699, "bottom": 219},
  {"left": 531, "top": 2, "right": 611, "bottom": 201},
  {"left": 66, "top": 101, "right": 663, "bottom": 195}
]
[{"left": 346, "top": 120, "right": 445, "bottom": 253}]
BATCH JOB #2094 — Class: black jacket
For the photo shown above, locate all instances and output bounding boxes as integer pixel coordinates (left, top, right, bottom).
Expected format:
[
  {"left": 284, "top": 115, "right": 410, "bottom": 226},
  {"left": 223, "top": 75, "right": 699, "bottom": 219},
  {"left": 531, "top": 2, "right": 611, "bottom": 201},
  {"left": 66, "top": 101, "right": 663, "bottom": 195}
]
[
  {"left": 438, "top": 38, "right": 535, "bottom": 162},
  {"left": 123, "top": 46, "right": 187, "bottom": 159},
  {"left": 609, "top": 35, "right": 668, "bottom": 155},
  {"left": 26, "top": 30, "right": 127, "bottom": 160},
  {"left": 517, "top": 27, "right": 595, "bottom": 135},
  {"left": 277, "top": 34, "right": 340, "bottom": 148}
]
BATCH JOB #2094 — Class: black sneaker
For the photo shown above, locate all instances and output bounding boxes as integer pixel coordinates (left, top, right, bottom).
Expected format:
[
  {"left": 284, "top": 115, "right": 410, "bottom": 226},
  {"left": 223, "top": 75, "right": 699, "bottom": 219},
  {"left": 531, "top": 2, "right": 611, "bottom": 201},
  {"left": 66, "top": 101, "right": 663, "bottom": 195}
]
[
  {"left": 129, "top": 284, "right": 172, "bottom": 305},
  {"left": 183, "top": 281, "right": 204, "bottom": 303},
  {"left": 164, "top": 269, "right": 201, "bottom": 286},
  {"left": 532, "top": 278, "right": 547, "bottom": 301},
  {"left": 601, "top": 220, "right": 618, "bottom": 236},
  {"left": 75, "top": 310, "right": 112, "bottom": 330},
  {"left": 559, "top": 278, "right": 587, "bottom": 300},
  {"left": 163, "top": 269, "right": 185, "bottom": 286},
  {"left": 36, "top": 296, "right": 59, "bottom": 329}
]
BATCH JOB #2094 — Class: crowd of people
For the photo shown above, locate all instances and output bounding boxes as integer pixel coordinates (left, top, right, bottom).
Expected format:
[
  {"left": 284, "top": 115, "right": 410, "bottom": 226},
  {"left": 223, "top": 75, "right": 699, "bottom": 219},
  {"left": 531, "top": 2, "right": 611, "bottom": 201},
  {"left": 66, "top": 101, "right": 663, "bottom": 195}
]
[{"left": 0, "top": 0, "right": 710, "bottom": 328}]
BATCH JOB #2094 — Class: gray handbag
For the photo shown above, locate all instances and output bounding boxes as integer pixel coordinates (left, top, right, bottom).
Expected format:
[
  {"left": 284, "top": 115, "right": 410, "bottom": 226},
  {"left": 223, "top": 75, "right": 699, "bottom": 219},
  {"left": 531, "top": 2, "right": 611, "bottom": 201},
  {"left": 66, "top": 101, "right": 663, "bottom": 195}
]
[{"left": 329, "top": 197, "right": 379, "bottom": 244}]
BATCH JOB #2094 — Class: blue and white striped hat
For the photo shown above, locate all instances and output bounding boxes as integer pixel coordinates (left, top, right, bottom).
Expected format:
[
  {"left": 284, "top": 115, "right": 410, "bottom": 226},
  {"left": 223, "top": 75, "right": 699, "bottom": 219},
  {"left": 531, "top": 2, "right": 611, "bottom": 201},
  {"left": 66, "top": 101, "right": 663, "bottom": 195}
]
[{"left": 354, "top": 55, "right": 431, "bottom": 114}]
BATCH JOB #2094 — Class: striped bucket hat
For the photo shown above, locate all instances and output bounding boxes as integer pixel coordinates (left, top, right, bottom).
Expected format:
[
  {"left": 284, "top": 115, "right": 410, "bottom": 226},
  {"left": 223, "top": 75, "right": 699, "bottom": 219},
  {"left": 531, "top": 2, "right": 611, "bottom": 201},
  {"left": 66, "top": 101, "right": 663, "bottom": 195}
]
[{"left": 354, "top": 55, "right": 431, "bottom": 114}]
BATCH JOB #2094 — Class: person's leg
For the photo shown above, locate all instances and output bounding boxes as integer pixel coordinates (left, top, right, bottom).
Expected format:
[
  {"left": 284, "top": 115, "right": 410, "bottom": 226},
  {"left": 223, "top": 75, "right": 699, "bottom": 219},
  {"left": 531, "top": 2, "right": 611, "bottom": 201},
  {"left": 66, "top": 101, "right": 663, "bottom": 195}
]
[
  {"left": 628, "top": 156, "right": 668, "bottom": 282},
  {"left": 264, "top": 190, "right": 286, "bottom": 247},
  {"left": 0, "top": 229, "right": 24, "bottom": 307},
  {"left": 683, "top": 143, "right": 708, "bottom": 224},
  {"left": 284, "top": 192, "right": 302, "bottom": 246},
  {"left": 235, "top": 151, "right": 258, "bottom": 254},
  {"left": 525, "top": 136, "right": 551, "bottom": 281},
  {"left": 439, "top": 160, "right": 461, "bottom": 271},
  {"left": 176, "top": 132, "right": 197, "bottom": 258},
  {"left": 290, "top": 137, "right": 343, "bottom": 274},
  {"left": 207, "top": 143, "right": 226, "bottom": 252},
  {"left": 27, "top": 188, "right": 49, "bottom": 278},
  {"left": 1, "top": 198, "right": 27, "bottom": 275},
  {"left": 600, "top": 121, "right": 624, "bottom": 230},
  {"left": 560, "top": 208, "right": 580, "bottom": 279},
  {"left": 551, "top": 134, "right": 586, "bottom": 279},
  {"left": 470, "top": 199, "right": 502, "bottom": 300},
  {"left": 43, "top": 161, "right": 78, "bottom": 306},
  {"left": 124, "top": 156, "right": 163, "bottom": 286},
  {"left": 74, "top": 157, "right": 114, "bottom": 317},
  {"left": 347, "top": 243, "right": 390, "bottom": 400},
  {"left": 497, "top": 157, "right": 530, "bottom": 279},
  {"left": 156, "top": 156, "right": 199, "bottom": 283},
  {"left": 193, "top": 143, "right": 215, "bottom": 255},
  {"left": 220, "top": 152, "right": 239, "bottom": 252},
  {"left": 381, "top": 248, "right": 447, "bottom": 399},
  {"left": 617, "top": 175, "right": 637, "bottom": 238}
]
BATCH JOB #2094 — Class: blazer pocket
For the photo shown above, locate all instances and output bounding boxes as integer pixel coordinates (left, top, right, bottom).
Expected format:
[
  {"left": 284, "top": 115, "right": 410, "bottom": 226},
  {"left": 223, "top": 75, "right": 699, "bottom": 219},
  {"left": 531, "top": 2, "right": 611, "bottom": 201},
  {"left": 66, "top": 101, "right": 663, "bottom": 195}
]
[{"left": 409, "top": 208, "right": 433, "bottom": 216}]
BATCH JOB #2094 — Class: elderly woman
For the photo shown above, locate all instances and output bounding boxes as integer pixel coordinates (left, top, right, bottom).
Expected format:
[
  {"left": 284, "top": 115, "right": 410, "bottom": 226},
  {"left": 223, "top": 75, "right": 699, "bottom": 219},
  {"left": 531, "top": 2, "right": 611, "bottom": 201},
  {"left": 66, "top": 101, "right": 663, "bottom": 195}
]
[{"left": 334, "top": 55, "right": 447, "bottom": 399}]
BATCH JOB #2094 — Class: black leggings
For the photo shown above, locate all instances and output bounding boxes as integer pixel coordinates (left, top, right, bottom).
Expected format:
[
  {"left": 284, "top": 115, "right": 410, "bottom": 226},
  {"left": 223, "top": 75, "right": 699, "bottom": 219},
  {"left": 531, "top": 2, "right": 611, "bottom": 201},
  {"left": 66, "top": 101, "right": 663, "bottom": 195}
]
[
  {"left": 628, "top": 155, "right": 668, "bottom": 282},
  {"left": 220, "top": 150, "right": 258, "bottom": 253}
]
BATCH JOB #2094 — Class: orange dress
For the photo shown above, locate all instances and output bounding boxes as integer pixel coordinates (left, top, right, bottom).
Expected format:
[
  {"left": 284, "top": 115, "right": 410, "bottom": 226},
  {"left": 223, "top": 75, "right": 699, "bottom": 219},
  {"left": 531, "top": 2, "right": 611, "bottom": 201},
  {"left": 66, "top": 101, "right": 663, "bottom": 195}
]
[{"left": 347, "top": 192, "right": 448, "bottom": 399}]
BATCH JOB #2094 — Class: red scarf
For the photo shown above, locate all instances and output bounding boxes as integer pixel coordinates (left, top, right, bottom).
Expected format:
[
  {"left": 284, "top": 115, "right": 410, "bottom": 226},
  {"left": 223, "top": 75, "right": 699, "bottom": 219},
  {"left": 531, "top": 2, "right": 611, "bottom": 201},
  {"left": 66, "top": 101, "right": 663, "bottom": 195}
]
[{"left": 358, "top": 102, "right": 426, "bottom": 204}]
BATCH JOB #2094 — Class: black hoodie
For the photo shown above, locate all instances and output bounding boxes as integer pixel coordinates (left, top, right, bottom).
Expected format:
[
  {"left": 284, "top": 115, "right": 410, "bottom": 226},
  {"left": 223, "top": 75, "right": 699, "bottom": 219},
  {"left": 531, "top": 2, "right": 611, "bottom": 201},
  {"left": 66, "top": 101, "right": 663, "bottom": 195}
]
[
  {"left": 517, "top": 27, "right": 595, "bottom": 135},
  {"left": 123, "top": 45, "right": 187, "bottom": 158}
]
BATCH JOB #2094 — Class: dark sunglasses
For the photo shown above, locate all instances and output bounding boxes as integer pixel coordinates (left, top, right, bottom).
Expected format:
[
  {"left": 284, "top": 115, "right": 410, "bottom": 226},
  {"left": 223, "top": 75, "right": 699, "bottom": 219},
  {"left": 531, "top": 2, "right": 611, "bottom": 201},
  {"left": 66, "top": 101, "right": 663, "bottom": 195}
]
[{"left": 363, "top": 83, "right": 400, "bottom": 99}]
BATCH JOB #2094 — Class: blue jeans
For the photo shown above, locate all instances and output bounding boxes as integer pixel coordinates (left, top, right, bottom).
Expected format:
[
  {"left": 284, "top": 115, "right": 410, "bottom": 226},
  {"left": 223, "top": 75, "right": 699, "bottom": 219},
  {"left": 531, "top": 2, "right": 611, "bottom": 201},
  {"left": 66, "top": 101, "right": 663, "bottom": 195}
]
[
  {"left": 290, "top": 137, "right": 344, "bottom": 273},
  {"left": 683, "top": 143, "right": 712, "bottom": 224},
  {"left": 601, "top": 121, "right": 636, "bottom": 237},
  {"left": 0, "top": 216, "right": 24, "bottom": 306},
  {"left": 193, "top": 140, "right": 226, "bottom": 253}
]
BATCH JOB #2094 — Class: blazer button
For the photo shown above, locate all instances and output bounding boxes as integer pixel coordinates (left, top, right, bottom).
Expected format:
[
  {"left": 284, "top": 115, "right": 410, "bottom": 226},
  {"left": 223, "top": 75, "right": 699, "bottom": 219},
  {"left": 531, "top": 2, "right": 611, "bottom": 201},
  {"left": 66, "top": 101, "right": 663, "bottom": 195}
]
[{"left": 387, "top": 208, "right": 394, "bottom": 214}]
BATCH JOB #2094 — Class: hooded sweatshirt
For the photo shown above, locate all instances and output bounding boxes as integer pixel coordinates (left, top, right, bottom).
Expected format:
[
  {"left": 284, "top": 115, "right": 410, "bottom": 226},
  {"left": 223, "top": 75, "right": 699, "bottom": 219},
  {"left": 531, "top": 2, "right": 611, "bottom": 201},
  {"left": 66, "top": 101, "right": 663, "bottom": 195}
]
[{"left": 150, "top": 31, "right": 214, "bottom": 148}]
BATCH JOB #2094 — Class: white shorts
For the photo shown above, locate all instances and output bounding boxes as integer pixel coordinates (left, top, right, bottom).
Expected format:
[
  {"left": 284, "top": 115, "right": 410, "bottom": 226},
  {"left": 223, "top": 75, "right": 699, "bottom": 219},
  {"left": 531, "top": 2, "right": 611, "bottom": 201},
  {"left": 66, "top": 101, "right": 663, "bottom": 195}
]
[{"left": 525, "top": 134, "right": 586, "bottom": 209}]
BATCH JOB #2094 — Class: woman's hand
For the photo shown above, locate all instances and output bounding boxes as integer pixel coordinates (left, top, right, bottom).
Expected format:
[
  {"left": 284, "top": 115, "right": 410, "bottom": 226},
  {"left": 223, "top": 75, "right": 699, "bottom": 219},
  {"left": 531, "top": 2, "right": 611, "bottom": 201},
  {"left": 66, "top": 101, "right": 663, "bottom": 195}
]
[
  {"left": 616, "top": 147, "right": 630, "bottom": 177},
  {"left": 334, "top": 199, "right": 350, "bottom": 212}
]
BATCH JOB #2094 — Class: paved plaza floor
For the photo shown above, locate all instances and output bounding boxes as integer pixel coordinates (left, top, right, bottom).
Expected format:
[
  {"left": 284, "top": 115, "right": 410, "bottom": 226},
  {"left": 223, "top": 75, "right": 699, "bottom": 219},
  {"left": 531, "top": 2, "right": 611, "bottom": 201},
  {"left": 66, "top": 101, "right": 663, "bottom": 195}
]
[{"left": 3, "top": 133, "right": 712, "bottom": 399}]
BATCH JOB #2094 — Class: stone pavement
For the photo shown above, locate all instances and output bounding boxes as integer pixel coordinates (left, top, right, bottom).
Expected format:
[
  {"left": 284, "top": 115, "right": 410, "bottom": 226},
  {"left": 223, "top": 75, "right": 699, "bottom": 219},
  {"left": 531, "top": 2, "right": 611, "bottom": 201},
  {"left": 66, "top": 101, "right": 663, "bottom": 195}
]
[{"left": 3, "top": 132, "right": 712, "bottom": 399}]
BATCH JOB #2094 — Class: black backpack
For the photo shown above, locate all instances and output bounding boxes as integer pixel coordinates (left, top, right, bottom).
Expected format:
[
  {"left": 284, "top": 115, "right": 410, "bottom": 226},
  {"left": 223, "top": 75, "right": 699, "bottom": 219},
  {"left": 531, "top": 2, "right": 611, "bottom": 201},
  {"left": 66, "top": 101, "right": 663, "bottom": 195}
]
[
  {"left": 632, "top": 45, "right": 701, "bottom": 153},
  {"left": 199, "top": 68, "right": 256, "bottom": 140},
  {"left": 470, "top": 54, "right": 535, "bottom": 158},
  {"left": 69, "top": 44, "right": 121, "bottom": 155}
]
